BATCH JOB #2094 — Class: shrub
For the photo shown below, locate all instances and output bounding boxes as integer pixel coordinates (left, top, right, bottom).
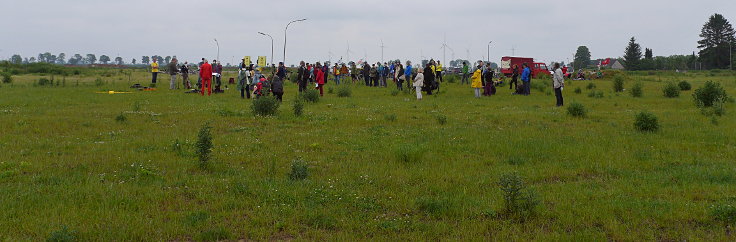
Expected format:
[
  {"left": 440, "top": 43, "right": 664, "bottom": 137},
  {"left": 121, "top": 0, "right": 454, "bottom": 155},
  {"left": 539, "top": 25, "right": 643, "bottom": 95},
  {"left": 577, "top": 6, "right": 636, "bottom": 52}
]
[
  {"left": 384, "top": 113, "right": 397, "bottom": 122},
  {"left": 416, "top": 197, "right": 452, "bottom": 216},
  {"left": 678, "top": 80, "right": 692, "bottom": 91},
  {"left": 47, "top": 226, "right": 77, "bottom": 242},
  {"left": 630, "top": 82, "right": 643, "bottom": 97},
  {"left": 196, "top": 227, "right": 231, "bottom": 241},
  {"left": 588, "top": 90, "right": 604, "bottom": 98},
  {"left": 38, "top": 78, "right": 52, "bottom": 86},
  {"left": 613, "top": 76, "right": 625, "bottom": 92},
  {"left": 289, "top": 158, "right": 308, "bottom": 180},
  {"left": 94, "top": 78, "right": 105, "bottom": 87},
  {"left": 327, "top": 86, "right": 334, "bottom": 94},
  {"left": 301, "top": 89, "right": 320, "bottom": 102},
  {"left": 115, "top": 113, "right": 127, "bottom": 123},
  {"left": 567, "top": 102, "right": 587, "bottom": 117},
  {"left": 435, "top": 114, "right": 448, "bottom": 125},
  {"left": 251, "top": 95, "right": 280, "bottom": 116},
  {"left": 1, "top": 72, "right": 11, "bottom": 83},
  {"left": 710, "top": 203, "right": 736, "bottom": 224},
  {"left": 293, "top": 98, "right": 304, "bottom": 117},
  {"left": 574, "top": 87, "right": 582, "bottom": 94},
  {"left": 662, "top": 82, "right": 680, "bottom": 98},
  {"left": 195, "top": 124, "right": 213, "bottom": 169},
  {"left": 693, "top": 81, "right": 728, "bottom": 107},
  {"left": 634, "top": 111, "right": 659, "bottom": 132},
  {"left": 390, "top": 89, "right": 399, "bottom": 96},
  {"left": 586, "top": 82, "right": 596, "bottom": 90},
  {"left": 498, "top": 173, "right": 539, "bottom": 217},
  {"left": 337, "top": 86, "right": 352, "bottom": 97},
  {"left": 395, "top": 144, "right": 424, "bottom": 163}
]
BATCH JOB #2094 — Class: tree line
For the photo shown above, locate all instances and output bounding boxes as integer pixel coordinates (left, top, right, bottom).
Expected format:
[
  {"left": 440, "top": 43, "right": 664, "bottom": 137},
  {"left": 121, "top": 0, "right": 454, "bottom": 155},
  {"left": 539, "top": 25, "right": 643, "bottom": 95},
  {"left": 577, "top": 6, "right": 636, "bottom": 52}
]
[{"left": 8, "top": 53, "right": 176, "bottom": 66}]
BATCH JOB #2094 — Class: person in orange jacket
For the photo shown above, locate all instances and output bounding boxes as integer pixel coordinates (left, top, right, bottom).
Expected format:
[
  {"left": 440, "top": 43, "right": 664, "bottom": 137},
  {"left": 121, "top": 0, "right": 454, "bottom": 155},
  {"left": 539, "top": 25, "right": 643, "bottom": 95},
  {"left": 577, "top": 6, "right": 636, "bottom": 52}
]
[{"left": 199, "top": 59, "right": 213, "bottom": 96}]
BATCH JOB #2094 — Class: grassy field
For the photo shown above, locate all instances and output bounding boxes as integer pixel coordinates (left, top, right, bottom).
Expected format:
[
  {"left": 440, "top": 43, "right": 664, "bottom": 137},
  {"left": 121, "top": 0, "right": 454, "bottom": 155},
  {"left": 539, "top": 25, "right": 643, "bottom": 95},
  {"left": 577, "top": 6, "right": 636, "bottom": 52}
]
[{"left": 0, "top": 68, "right": 735, "bottom": 240}]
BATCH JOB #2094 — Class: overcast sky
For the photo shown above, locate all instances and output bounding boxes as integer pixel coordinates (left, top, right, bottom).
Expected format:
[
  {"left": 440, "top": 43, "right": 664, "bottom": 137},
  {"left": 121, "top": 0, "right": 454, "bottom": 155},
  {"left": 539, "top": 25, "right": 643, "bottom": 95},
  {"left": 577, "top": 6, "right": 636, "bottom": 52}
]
[{"left": 1, "top": 0, "right": 734, "bottom": 66}]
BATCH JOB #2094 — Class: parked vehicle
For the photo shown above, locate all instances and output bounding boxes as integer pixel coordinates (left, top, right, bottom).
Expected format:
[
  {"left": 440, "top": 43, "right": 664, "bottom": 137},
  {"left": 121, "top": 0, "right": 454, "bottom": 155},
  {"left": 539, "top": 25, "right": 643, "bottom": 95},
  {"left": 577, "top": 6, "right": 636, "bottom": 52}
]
[{"left": 500, "top": 56, "right": 550, "bottom": 78}]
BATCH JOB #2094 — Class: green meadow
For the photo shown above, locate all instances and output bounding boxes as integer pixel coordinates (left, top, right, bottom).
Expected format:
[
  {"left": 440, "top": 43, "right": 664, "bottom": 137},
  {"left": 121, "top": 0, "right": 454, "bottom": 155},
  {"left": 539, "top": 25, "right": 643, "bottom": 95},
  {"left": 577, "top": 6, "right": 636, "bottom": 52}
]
[{"left": 0, "top": 68, "right": 735, "bottom": 240}]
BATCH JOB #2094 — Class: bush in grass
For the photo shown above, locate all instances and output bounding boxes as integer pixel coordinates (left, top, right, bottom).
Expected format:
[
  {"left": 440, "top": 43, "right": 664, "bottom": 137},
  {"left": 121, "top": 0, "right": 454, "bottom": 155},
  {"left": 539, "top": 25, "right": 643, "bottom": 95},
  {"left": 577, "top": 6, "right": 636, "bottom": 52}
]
[
  {"left": 1, "top": 72, "right": 11, "bottom": 84},
  {"left": 693, "top": 81, "right": 728, "bottom": 108},
  {"left": 613, "top": 75, "right": 625, "bottom": 92},
  {"left": 678, "top": 80, "right": 692, "bottom": 91},
  {"left": 390, "top": 89, "right": 399, "bottom": 96},
  {"left": 115, "top": 113, "right": 127, "bottom": 123},
  {"left": 416, "top": 197, "right": 452, "bottom": 216},
  {"left": 289, "top": 158, "right": 308, "bottom": 180},
  {"left": 574, "top": 87, "right": 582, "bottom": 94},
  {"left": 293, "top": 97, "right": 304, "bottom": 116},
  {"left": 384, "top": 113, "right": 397, "bottom": 122},
  {"left": 38, "top": 78, "right": 52, "bottom": 86},
  {"left": 336, "top": 86, "right": 352, "bottom": 97},
  {"left": 251, "top": 95, "right": 280, "bottom": 116},
  {"left": 196, "top": 227, "right": 231, "bottom": 241},
  {"left": 327, "top": 86, "right": 334, "bottom": 94},
  {"left": 498, "top": 173, "right": 539, "bottom": 217},
  {"left": 630, "top": 82, "right": 643, "bottom": 97},
  {"left": 47, "top": 226, "right": 77, "bottom": 242},
  {"left": 586, "top": 82, "right": 596, "bottom": 90},
  {"left": 301, "top": 89, "right": 320, "bottom": 102},
  {"left": 567, "top": 102, "right": 587, "bottom": 117},
  {"left": 435, "top": 114, "right": 448, "bottom": 125},
  {"left": 662, "top": 82, "right": 680, "bottom": 98},
  {"left": 710, "top": 203, "right": 736, "bottom": 225},
  {"left": 94, "top": 78, "right": 105, "bottom": 87},
  {"left": 395, "top": 144, "right": 424, "bottom": 163},
  {"left": 634, "top": 111, "right": 659, "bottom": 132},
  {"left": 195, "top": 124, "right": 213, "bottom": 169},
  {"left": 588, "top": 90, "right": 604, "bottom": 98}
]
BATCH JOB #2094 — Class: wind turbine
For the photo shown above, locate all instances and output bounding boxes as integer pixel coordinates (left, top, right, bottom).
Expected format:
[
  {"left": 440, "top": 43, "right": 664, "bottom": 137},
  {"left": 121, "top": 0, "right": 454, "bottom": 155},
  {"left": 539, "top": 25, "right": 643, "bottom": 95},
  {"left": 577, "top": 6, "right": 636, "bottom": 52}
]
[
  {"left": 440, "top": 34, "right": 449, "bottom": 66},
  {"left": 328, "top": 49, "right": 334, "bottom": 64},
  {"left": 379, "top": 39, "right": 387, "bottom": 62},
  {"left": 346, "top": 41, "right": 356, "bottom": 63}
]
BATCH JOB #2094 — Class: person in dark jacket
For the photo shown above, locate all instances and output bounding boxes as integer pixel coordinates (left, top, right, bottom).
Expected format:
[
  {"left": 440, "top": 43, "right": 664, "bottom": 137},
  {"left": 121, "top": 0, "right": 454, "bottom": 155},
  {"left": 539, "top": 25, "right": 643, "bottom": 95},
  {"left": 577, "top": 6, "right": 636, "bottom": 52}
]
[
  {"left": 271, "top": 76, "right": 284, "bottom": 101},
  {"left": 521, "top": 63, "right": 531, "bottom": 95},
  {"left": 276, "top": 62, "right": 286, "bottom": 80},
  {"left": 180, "top": 62, "right": 190, "bottom": 89},
  {"left": 483, "top": 63, "right": 495, "bottom": 96},
  {"left": 297, "top": 61, "right": 308, "bottom": 93},
  {"left": 362, "top": 62, "right": 371, "bottom": 86},
  {"left": 510, "top": 64, "right": 519, "bottom": 90},
  {"left": 423, "top": 64, "right": 435, "bottom": 95}
]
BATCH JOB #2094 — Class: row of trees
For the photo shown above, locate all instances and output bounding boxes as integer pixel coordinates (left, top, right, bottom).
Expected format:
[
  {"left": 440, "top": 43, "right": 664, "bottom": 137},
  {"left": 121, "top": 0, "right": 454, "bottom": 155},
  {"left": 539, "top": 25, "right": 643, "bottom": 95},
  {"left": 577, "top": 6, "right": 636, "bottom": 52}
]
[{"left": 8, "top": 53, "right": 176, "bottom": 66}]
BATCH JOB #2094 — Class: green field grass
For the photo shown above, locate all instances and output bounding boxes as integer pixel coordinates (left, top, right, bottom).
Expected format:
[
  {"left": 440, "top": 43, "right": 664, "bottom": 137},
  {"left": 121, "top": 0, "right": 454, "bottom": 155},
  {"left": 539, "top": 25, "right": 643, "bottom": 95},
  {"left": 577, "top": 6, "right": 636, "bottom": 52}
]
[{"left": 1, "top": 69, "right": 735, "bottom": 240}]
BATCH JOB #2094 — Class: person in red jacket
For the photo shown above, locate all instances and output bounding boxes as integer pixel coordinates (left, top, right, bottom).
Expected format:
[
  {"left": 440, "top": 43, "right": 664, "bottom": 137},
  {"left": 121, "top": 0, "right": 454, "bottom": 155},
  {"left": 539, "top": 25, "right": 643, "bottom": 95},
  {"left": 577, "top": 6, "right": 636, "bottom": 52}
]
[
  {"left": 314, "top": 62, "right": 325, "bottom": 96},
  {"left": 199, "top": 59, "right": 213, "bottom": 96}
]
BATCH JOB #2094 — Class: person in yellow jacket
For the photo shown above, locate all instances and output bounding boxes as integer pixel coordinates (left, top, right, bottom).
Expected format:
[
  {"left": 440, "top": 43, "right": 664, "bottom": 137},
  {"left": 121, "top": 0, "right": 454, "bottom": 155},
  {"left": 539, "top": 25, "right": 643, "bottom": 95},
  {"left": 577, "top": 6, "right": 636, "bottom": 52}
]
[
  {"left": 436, "top": 61, "right": 443, "bottom": 82},
  {"left": 471, "top": 66, "right": 483, "bottom": 98},
  {"left": 333, "top": 63, "right": 342, "bottom": 85},
  {"left": 151, "top": 59, "right": 159, "bottom": 84}
]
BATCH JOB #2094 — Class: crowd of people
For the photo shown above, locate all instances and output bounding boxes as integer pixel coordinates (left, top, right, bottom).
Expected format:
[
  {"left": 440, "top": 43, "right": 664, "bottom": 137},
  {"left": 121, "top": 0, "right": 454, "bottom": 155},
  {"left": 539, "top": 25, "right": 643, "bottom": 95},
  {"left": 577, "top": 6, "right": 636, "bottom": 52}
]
[{"left": 150, "top": 57, "right": 566, "bottom": 106}]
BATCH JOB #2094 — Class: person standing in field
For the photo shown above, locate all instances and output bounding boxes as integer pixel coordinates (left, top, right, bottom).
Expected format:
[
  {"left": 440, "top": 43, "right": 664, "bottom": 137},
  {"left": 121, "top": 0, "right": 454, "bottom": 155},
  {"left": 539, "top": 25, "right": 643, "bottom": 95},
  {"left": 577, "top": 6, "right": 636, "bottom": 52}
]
[
  {"left": 180, "top": 62, "right": 190, "bottom": 89},
  {"left": 510, "top": 64, "right": 519, "bottom": 91},
  {"left": 395, "top": 62, "right": 404, "bottom": 91},
  {"left": 271, "top": 75, "right": 284, "bottom": 102},
  {"left": 362, "top": 62, "right": 371, "bottom": 86},
  {"left": 461, "top": 61, "right": 469, "bottom": 85},
  {"left": 196, "top": 58, "right": 204, "bottom": 89},
  {"left": 315, "top": 62, "right": 325, "bottom": 96},
  {"left": 276, "top": 62, "right": 286, "bottom": 81},
  {"left": 168, "top": 58, "right": 178, "bottom": 90},
  {"left": 370, "top": 63, "right": 378, "bottom": 87},
  {"left": 521, "top": 63, "right": 531, "bottom": 95},
  {"left": 333, "top": 63, "right": 341, "bottom": 85},
  {"left": 212, "top": 60, "right": 223, "bottom": 92},
  {"left": 377, "top": 63, "right": 385, "bottom": 87},
  {"left": 483, "top": 63, "right": 495, "bottom": 96},
  {"left": 413, "top": 68, "right": 424, "bottom": 100},
  {"left": 340, "top": 64, "right": 349, "bottom": 84},
  {"left": 423, "top": 63, "right": 435, "bottom": 95},
  {"left": 471, "top": 64, "right": 483, "bottom": 98},
  {"left": 553, "top": 62, "right": 565, "bottom": 106},
  {"left": 151, "top": 58, "right": 159, "bottom": 84},
  {"left": 237, "top": 66, "right": 251, "bottom": 99},
  {"left": 404, "top": 61, "right": 413, "bottom": 90},
  {"left": 350, "top": 62, "right": 358, "bottom": 83},
  {"left": 199, "top": 59, "right": 213, "bottom": 96},
  {"left": 297, "top": 61, "right": 308, "bottom": 93},
  {"left": 436, "top": 61, "right": 443, "bottom": 82}
]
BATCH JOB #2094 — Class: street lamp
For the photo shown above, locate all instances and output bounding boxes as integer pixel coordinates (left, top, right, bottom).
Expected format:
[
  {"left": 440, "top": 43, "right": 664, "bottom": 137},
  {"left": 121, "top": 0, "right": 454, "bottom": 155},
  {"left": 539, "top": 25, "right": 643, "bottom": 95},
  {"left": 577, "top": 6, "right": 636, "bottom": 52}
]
[
  {"left": 214, "top": 38, "right": 220, "bottom": 62},
  {"left": 487, "top": 41, "right": 493, "bottom": 64},
  {"left": 258, "top": 32, "right": 274, "bottom": 67},
  {"left": 283, "top": 18, "right": 307, "bottom": 65}
]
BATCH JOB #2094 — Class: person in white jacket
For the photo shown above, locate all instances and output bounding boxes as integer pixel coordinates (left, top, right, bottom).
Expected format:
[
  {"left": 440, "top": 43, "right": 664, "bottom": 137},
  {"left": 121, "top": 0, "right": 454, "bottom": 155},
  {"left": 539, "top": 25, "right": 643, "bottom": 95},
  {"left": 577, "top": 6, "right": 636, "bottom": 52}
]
[
  {"left": 413, "top": 68, "right": 425, "bottom": 100},
  {"left": 553, "top": 62, "right": 565, "bottom": 106}
]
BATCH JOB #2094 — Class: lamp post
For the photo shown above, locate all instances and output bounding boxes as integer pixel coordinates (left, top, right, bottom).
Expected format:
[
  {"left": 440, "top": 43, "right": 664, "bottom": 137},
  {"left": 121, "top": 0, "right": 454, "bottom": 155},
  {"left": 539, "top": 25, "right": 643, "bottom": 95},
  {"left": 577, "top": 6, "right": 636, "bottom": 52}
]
[
  {"left": 283, "top": 18, "right": 307, "bottom": 65},
  {"left": 487, "top": 41, "right": 493, "bottom": 64},
  {"left": 258, "top": 32, "right": 274, "bottom": 67},
  {"left": 214, "top": 38, "right": 220, "bottom": 62}
]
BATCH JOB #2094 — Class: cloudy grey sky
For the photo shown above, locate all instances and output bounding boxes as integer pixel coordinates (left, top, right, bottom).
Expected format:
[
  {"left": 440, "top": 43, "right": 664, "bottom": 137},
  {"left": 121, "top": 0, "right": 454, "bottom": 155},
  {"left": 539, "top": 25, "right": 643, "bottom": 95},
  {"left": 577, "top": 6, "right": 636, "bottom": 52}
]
[{"left": 1, "top": 0, "right": 734, "bottom": 66}]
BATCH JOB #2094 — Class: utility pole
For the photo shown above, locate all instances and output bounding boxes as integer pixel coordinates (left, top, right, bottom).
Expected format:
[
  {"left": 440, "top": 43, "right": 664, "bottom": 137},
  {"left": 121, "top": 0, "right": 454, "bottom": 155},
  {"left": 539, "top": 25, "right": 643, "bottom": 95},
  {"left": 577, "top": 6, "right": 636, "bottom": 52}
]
[
  {"left": 487, "top": 41, "right": 493, "bottom": 64},
  {"left": 283, "top": 18, "right": 307, "bottom": 65},
  {"left": 379, "top": 39, "right": 386, "bottom": 62},
  {"left": 258, "top": 32, "right": 274, "bottom": 67},
  {"left": 214, "top": 38, "right": 220, "bottom": 61},
  {"left": 510, "top": 46, "right": 516, "bottom": 56}
]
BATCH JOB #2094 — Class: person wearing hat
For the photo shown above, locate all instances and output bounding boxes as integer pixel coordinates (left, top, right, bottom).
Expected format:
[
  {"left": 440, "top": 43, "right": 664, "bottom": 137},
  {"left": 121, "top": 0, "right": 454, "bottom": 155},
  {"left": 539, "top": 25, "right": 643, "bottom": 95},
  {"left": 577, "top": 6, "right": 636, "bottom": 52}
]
[
  {"left": 168, "top": 58, "right": 178, "bottom": 90},
  {"left": 180, "top": 62, "right": 190, "bottom": 89},
  {"left": 237, "top": 66, "right": 252, "bottom": 99},
  {"left": 200, "top": 59, "right": 213, "bottom": 96},
  {"left": 413, "top": 68, "right": 424, "bottom": 100},
  {"left": 151, "top": 58, "right": 159, "bottom": 84}
]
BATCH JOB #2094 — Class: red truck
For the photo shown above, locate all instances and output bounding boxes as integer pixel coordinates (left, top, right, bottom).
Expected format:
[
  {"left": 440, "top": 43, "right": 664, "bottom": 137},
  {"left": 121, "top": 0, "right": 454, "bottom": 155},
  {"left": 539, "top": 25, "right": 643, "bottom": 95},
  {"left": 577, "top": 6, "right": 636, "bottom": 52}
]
[{"left": 500, "top": 56, "right": 550, "bottom": 78}]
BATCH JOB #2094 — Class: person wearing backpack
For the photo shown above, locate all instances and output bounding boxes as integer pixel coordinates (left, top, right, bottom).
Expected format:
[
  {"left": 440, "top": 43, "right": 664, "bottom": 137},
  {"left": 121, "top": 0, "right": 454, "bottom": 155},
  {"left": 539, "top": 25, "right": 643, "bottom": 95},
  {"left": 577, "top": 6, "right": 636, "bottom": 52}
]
[
  {"left": 271, "top": 75, "right": 284, "bottom": 102},
  {"left": 423, "top": 64, "right": 435, "bottom": 95},
  {"left": 395, "top": 62, "right": 404, "bottom": 91}
]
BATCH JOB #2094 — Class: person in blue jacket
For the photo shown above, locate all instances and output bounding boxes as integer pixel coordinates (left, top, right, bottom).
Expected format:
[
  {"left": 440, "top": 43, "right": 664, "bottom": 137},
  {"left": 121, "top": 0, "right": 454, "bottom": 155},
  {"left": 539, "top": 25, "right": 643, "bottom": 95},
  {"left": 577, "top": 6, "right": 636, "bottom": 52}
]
[
  {"left": 521, "top": 63, "right": 531, "bottom": 95},
  {"left": 404, "top": 61, "right": 413, "bottom": 90}
]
